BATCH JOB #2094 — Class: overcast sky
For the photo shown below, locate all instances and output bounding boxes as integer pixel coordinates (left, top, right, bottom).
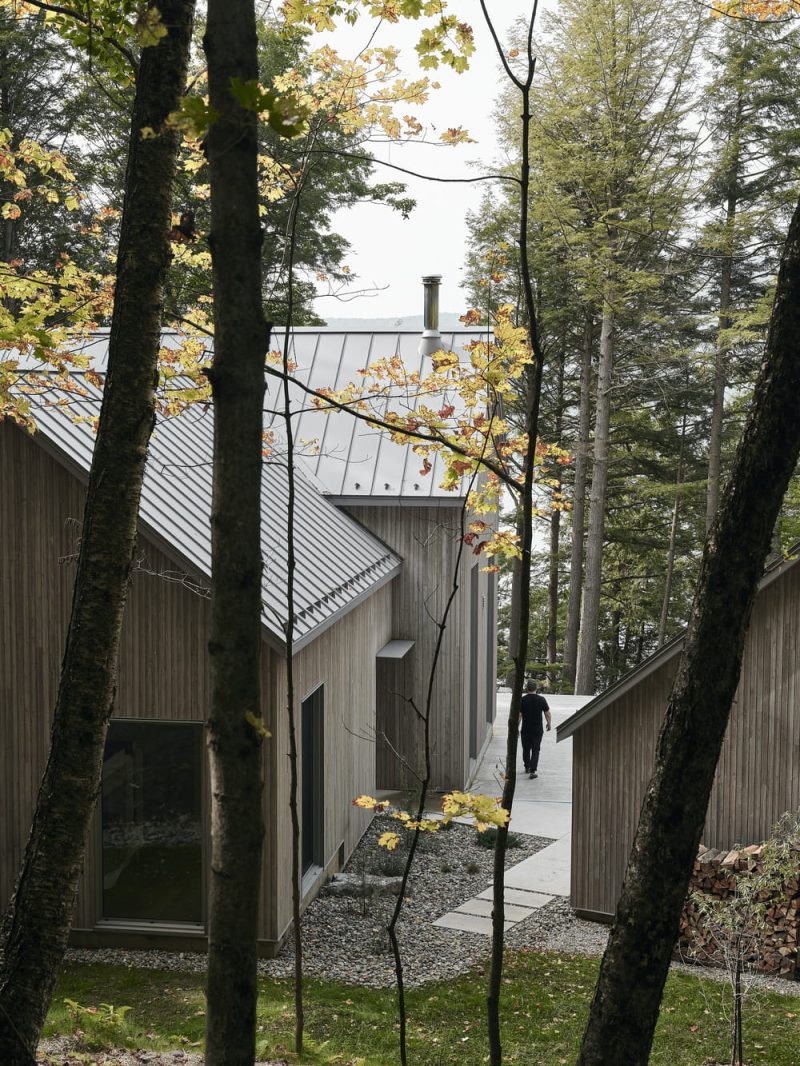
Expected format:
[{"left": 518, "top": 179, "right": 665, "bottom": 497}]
[{"left": 311, "top": 1, "right": 554, "bottom": 322}]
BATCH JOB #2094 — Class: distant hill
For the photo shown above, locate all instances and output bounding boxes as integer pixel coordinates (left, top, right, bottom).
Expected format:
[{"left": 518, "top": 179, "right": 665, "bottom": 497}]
[{"left": 320, "top": 312, "right": 470, "bottom": 331}]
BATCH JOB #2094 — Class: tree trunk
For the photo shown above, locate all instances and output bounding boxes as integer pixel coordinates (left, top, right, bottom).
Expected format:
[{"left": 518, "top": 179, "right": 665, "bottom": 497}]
[
  {"left": 0, "top": 7, "right": 194, "bottom": 1062},
  {"left": 203, "top": 2, "right": 269, "bottom": 1063},
  {"left": 576, "top": 196, "right": 800, "bottom": 1066},
  {"left": 547, "top": 345, "right": 566, "bottom": 669},
  {"left": 563, "top": 311, "right": 593, "bottom": 690},
  {"left": 706, "top": 189, "right": 737, "bottom": 532},
  {"left": 658, "top": 412, "right": 687, "bottom": 647},
  {"left": 486, "top": 22, "right": 547, "bottom": 1059},
  {"left": 575, "top": 297, "right": 614, "bottom": 695}
]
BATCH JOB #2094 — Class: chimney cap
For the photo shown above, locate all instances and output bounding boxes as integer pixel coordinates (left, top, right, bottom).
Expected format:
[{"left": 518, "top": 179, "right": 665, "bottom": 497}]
[{"left": 422, "top": 274, "right": 442, "bottom": 283}]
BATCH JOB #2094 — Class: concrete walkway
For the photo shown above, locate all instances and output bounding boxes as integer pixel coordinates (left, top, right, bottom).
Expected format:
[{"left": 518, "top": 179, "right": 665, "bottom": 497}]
[{"left": 433, "top": 691, "right": 589, "bottom": 935}]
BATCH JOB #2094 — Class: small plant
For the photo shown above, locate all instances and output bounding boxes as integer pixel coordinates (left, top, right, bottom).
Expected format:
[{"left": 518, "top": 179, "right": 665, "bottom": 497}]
[
  {"left": 466, "top": 861, "right": 480, "bottom": 875},
  {"left": 476, "top": 827, "right": 523, "bottom": 850},
  {"left": 63, "top": 998, "right": 133, "bottom": 1047},
  {"left": 441, "top": 861, "right": 454, "bottom": 873}
]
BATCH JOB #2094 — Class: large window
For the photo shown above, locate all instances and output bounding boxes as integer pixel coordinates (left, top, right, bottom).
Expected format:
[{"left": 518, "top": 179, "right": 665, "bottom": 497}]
[{"left": 101, "top": 720, "right": 203, "bottom": 924}]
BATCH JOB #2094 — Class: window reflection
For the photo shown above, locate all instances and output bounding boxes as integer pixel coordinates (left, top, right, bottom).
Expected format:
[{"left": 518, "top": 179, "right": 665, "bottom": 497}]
[{"left": 102, "top": 720, "right": 203, "bottom": 924}]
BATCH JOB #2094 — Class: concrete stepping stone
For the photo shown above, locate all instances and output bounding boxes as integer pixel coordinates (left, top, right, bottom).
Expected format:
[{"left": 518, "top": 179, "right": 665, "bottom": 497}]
[
  {"left": 433, "top": 912, "right": 494, "bottom": 935},
  {"left": 476, "top": 887, "right": 554, "bottom": 909},
  {"left": 453, "top": 898, "right": 531, "bottom": 922}
]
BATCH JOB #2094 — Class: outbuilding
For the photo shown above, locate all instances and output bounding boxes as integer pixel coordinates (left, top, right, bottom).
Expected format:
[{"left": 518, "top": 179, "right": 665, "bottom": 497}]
[{"left": 557, "top": 549, "right": 800, "bottom": 922}]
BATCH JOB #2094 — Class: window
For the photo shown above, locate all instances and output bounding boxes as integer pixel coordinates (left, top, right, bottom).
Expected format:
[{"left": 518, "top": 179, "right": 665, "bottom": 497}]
[
  {"left": 301, "top": 687, "right": 324, "bottom": 876},
  {"left": 101, "top": 720, "right": 203, "bottom": 924}
]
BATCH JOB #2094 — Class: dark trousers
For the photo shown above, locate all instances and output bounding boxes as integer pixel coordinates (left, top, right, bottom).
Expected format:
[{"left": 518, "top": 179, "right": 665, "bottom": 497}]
[{"left": 521, "top": 730, "right": 543, "bottom": 773}]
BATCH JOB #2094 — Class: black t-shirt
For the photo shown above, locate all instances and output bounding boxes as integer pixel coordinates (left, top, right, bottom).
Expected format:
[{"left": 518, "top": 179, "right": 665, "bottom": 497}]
[{"left": 520, "top": 692, "right": 549, "bottom": 733}]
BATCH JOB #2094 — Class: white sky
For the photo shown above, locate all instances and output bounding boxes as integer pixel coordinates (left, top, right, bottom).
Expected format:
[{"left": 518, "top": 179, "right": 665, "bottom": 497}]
[{"left": 311, "top": 1, "right": 554, "bottom": 321}]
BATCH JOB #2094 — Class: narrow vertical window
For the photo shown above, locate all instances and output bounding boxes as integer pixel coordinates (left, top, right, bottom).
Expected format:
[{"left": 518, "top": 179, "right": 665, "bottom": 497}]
[{"left": 301, "top": 687, "right": 324, "bottom": 876}]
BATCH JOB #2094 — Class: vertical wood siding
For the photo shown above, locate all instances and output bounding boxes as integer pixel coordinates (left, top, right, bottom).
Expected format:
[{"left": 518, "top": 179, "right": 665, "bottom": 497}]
[
  {"left": 263, "top": 584, "right": 392, "bottom": 943},
  {"left": 1, "top": 420, "right": 395, "bottom": 956},
  {"left": 572, "top": 558, "right": 800, "bottom": 917},
  {"left": 344, "top": 505, "right": 494, "bottom": 791},
  {"left": 0, "top": 421, "right": 214, "bottom": 928}
]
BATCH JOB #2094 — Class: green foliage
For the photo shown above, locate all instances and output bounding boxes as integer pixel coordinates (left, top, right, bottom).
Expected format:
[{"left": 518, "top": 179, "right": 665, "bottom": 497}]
[
  {"left": 475, "top": 827, "right": 523, "bottom": 850},
  {"left": 62, "top": 998, "right": 134, "bottom": 1048},
  {"left": 229, "top": 77, "right": 308, "bottom": 137}
]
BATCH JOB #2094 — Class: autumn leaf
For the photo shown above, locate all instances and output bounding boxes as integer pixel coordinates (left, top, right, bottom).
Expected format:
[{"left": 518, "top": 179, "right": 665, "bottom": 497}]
[
  {"left": 244, "top": 711, "right": 271, "bottom": 739},
  {"left": 135, "top": 5, "right": 168, "bottom": 47},
  {"left": 378, "top": 831, "right": 401, "bottom": 850},
  {"left": 353, "top": 794, "right": 390, "bottom": 813},
  {"left": 440, "top": 126, "right": 476, "bottom": 145}
]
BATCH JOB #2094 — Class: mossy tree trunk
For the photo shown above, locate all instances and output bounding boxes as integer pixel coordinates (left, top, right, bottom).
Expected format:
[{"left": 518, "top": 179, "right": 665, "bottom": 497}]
[
  {"left": 577, "top": 197, "right": 800, "bottom": 1065},
  {"left": 203, "top": 2, "right": 269, "bottom": 1063},
  {"left": 0, "top": 5, "right": 194, "bottom": 1063}
]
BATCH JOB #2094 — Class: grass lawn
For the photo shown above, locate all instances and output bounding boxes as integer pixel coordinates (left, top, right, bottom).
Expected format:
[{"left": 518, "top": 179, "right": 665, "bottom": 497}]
[{"left": 46, "top": 951, "right": 800, "bottom": 1065}]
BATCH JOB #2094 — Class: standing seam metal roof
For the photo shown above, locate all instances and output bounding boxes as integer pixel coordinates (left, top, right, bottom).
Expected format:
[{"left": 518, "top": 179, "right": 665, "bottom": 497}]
[
  {"left": 22, "top": 369, "right": 402, "bottom": 650},
  {"left": 271, "top": 327, "right": 493, "bottom": 501}
]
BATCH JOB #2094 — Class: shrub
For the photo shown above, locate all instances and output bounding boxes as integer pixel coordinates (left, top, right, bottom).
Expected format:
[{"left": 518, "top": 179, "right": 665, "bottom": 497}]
[{"left": 475, "top": 827, "right": 523, "bottom": 850}]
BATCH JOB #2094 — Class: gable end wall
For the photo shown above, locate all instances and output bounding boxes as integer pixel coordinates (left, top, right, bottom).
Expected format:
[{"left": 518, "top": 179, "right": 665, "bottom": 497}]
[{"left": 572, "top": 558, "right": 800, "bottom": 917}]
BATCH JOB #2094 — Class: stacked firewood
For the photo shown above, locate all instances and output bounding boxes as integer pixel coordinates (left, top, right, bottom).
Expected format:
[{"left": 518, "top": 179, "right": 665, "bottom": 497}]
[{"left": 678, "top": 844, "right": 800, "bottom": 978}]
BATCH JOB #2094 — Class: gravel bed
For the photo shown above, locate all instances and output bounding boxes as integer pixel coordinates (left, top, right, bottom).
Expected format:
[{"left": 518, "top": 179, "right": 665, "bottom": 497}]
[
  {"left": 262, "top": 815, "right": 549, "bottom": 987},
  {"left": 64, "top": 817, "right": 549, "bottom": 990},
  {"left": 61, "top": 815, "right": 800, "bottom": 1000}
]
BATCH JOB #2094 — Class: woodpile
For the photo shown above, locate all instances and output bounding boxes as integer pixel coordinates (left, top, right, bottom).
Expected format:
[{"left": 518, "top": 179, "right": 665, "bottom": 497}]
[{"left": 678, "top": 843, "right": 800, "bottom": 979}]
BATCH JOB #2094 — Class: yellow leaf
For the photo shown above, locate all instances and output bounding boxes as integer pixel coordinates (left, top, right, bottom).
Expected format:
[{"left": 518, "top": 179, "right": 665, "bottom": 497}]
[
  {"left": 136, "top": 6, "right": 169, "bottom": 48},
  {"left": 378, "top": 831, "right": 401, "bottom": 851},
  {"left": 244, "top": 711, "right": 271, "bottom": 738}
]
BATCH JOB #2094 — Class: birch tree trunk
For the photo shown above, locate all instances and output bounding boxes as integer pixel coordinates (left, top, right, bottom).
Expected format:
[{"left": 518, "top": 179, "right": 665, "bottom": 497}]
[
  {"left": 577, "top": 195, "right": 800, "bottom": 1066},
  {"left": 203, "top": 1, "right": 269, "bottom": 1062},
  {"left": 575, "top": 298, "right": 614, "bottom": 695},
  {"left": 0, "top": 6, "right": 194, "bottom": 1062},
  {"left": 563, "top": 311, "right": 593, "bottom": 689}
]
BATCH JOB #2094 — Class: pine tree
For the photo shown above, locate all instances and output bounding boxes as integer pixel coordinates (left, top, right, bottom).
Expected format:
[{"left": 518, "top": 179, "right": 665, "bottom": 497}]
[
  {"left": 526, "top": 0, "right": 703, "bottom": 694},
  {"left": 700, "top": 15, "right": 800, "bottom": 528}
]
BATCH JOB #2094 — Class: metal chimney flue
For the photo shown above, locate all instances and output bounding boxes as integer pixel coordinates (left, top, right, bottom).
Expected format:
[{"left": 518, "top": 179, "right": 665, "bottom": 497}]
[{"left": 418, "top": 274, "right": 442, "bottom": 357}]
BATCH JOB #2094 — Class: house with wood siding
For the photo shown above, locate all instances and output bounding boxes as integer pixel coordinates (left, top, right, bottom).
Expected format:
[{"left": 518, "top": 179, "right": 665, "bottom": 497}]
[
  {"left": 0, "top": 319, "right": 496, "bottom": 954},
  {"left": 557, "top": 549, "right": 800, "bottom": 922},
  {"left": 281, "top": 321, "right": 497, "bottom": 791}
]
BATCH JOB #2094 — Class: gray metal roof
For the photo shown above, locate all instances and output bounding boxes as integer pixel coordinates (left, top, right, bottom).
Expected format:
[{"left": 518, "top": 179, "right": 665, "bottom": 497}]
[
  {"left": 36, "top": 326, "right": 495, "bottom": 502},
  {"left": 271, "top": 327, "right": 492, "bottom": 502},
  {"left": 24, "top": 370, "right": 402, "bottom": 651},
  {"left": 556, "top": 546, "right": 800, "bottom": 742}
]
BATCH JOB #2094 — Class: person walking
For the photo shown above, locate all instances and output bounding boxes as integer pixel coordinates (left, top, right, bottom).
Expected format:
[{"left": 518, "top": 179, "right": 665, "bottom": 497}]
[{"left": 519, "top": 680, "right": 551, "bottom": 779}]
